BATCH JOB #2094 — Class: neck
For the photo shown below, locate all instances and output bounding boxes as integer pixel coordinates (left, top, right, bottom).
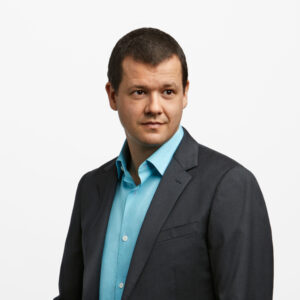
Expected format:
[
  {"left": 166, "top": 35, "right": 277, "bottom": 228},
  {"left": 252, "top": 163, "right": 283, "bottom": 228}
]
[{"left": 126, "top": 141, "right": 160, "bottom": 185}]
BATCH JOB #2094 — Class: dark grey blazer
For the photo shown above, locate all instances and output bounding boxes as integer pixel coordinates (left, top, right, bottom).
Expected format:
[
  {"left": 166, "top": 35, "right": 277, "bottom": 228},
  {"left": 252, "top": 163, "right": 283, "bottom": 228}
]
[{"left": 54, "top": 127, "right": 273, "bottom": 300}]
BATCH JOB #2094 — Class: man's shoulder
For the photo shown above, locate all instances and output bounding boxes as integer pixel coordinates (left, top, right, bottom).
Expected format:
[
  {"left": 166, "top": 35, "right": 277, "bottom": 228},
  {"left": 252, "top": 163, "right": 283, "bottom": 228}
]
[
  {"left": 195, "top": 142, "right": 255, "bottom": 179},
  {"left": 78, "top": 156, "right": 118, "bottom": 183},
  {"left": 181, "top": 129, "right": 254, "bottom": 179},
  {"left": 180, "top": 128, "right": 240, "bottom": 168},
  {"left": 197, "top": 142, "right": 241, "bottom": 168}
]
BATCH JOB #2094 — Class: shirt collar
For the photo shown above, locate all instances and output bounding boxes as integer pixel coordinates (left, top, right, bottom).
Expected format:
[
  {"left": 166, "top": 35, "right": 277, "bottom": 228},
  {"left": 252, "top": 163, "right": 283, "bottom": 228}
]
[
  {"left": 116, "top": 125, "right": 184, "bottom": 179},
  {"left": 147, "top": 125, "right": 184, "bottom": 175},
  {"left": 116, "top": 142, "right": 130, "bottom": 179}
]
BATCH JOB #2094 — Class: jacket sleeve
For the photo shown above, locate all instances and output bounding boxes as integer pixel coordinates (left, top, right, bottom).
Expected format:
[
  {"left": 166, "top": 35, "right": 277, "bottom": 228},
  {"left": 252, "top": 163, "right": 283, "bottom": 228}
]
[
  {"left": 53, "top": 174, "right": 87, "bottom": 300},
  {"left": 207, "top": 165, "right": 273, "bottom": 300}
]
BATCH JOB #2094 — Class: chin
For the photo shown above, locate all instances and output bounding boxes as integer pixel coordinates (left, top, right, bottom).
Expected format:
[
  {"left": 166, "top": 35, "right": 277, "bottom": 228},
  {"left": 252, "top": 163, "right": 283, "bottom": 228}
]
[{"left": 138, "top": 134, "right": 169, "bottom": 148}]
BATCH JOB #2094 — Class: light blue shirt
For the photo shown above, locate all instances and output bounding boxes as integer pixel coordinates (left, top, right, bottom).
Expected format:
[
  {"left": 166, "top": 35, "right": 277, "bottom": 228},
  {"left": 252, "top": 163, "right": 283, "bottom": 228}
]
[{"left": 99, "top": 125, "right": 184, "bottom": 300}]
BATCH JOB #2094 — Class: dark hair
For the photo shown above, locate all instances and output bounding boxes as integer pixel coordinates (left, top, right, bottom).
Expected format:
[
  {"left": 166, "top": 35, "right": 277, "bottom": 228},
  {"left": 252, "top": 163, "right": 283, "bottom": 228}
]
[{"left": 107, "top": 27, "right": 188, "bottom": 93}]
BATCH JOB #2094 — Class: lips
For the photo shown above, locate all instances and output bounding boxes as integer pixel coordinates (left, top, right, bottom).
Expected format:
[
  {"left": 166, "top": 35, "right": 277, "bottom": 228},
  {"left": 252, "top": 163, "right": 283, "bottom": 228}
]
[{"left": 141, "top": 121, "right": 165, "bottom": 129}]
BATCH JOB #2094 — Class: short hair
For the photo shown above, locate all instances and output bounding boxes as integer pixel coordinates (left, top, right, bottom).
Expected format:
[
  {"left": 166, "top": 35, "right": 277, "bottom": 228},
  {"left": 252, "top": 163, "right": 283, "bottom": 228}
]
[{"left": 107, "top": 27, "right": 188, "bottom": 93}]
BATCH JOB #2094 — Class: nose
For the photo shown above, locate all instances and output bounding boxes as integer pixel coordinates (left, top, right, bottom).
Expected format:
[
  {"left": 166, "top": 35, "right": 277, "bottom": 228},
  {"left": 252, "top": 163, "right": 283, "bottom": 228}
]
[{"left": 144, "top": 92, "right": 163, "bottom": 115}]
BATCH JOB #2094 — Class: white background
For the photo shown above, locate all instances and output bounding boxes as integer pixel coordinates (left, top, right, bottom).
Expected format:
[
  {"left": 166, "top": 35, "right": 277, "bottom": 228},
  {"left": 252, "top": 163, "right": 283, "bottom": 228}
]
[{"left": 0, "top": 0, "right": 299, "bottom": 299}]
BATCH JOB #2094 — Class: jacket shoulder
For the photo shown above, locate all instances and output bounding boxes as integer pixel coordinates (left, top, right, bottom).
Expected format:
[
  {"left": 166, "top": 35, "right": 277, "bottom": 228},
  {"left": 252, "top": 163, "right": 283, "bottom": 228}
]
[
  {"left": 195, "top": 141, "right": 255, "bottom": 179},
  {"left": 78, "top": 156, "right": 118, "bottom": 183},
  {"left": 181, "top": 127, "right": 250, "bottom": 176}
]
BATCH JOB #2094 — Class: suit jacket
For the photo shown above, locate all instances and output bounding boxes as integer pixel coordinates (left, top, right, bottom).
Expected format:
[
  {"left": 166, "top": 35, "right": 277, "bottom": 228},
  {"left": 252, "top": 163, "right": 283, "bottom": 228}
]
[{"left": 54, "top": 127, "right": 273, "bottom": 300}]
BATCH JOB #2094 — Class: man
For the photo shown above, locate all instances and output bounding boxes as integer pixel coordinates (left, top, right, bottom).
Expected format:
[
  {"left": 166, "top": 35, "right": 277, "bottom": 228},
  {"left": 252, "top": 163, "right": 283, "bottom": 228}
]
[{"left": 54, "top": 28, "right": 273, "bottom": 300}]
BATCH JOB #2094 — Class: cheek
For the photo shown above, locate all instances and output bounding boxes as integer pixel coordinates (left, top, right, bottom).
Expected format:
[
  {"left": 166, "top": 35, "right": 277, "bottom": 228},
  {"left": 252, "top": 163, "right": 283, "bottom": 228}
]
[
  {"left": 164, "top": 103, "right": 184, "bottom": 121},
  {"left": 118, "top": 102, "right": 141, "bottom": 126}
]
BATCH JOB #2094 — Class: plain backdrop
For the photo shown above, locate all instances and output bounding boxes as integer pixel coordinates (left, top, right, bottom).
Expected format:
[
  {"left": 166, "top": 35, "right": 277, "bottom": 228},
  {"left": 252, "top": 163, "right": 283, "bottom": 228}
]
[{"left": 0, "top": 0, "right": 299, "bottom": 299}]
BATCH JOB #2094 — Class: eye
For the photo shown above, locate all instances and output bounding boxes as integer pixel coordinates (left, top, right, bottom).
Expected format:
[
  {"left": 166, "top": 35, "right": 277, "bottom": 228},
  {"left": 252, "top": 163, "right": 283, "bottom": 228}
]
[
  {"left": 163, "top": 89, "right": 174, "bottom": 95},
  {"left": 133, "top": 90, "right": 145, "bottom": 95}
]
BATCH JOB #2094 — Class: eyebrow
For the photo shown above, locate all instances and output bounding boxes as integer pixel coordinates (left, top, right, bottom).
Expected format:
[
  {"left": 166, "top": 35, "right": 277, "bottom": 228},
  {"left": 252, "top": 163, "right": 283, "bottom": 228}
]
[
  {"left": 128, "top": 82, "right": 179, "bottom": 90},
  {"left": 162, "top": 82, "right": 179, "bottom": 89}
]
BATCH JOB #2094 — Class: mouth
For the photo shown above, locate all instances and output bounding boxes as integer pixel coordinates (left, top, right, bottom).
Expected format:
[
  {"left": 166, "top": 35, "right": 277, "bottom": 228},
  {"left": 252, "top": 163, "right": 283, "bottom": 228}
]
[{"left": 141, "top": 122, "right": 165, "bottom": 129}]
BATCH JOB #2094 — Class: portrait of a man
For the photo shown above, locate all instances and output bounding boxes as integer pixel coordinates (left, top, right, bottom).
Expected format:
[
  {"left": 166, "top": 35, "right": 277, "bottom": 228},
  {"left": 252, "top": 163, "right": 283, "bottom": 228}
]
[{"left": 53, "top": 27, "right": 273, "bottom": 300}]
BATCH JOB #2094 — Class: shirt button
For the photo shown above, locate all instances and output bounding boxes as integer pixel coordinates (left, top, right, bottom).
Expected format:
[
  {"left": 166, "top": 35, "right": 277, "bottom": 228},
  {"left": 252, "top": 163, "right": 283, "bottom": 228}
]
[
  {"left": 120, "top": 166, "right": 124, "bottom": 172},
  {"left": 119, "top": 282, "right": 124, "bottom": 289},
  {"left": 122, "top": 235, "right": 128, "bottom": 242}
]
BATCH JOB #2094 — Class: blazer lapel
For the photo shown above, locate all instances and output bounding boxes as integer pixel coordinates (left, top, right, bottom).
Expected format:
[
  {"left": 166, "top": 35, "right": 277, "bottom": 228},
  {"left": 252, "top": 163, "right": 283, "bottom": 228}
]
[
  {"left": 85, "top": 161, "right": 118, "bottom": 299},
  {"left": 122, "top": 128, "right": 199, "bottom": 300}
]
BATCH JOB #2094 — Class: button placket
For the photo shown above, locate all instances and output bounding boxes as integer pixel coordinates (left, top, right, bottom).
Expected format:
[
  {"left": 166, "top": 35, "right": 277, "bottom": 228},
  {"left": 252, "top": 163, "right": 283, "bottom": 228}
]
[
  {"left": 120, "top": 186, "right": 135, "bottom": 245},
  {"left": 114, "top": 180, "right": 131, "bottom": 297}
]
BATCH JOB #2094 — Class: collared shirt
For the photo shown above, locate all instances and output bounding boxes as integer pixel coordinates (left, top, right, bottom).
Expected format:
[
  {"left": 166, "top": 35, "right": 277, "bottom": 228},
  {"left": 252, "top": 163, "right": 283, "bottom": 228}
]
[{"left": 99, "top": 125, "right": 184, "bottom": 300}]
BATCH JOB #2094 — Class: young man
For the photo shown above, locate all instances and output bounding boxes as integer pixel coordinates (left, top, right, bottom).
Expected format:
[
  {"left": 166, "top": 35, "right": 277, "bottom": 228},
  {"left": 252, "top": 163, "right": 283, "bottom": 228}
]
[{"left": 54, "top": 28, "right": 273, "bottom": 300}]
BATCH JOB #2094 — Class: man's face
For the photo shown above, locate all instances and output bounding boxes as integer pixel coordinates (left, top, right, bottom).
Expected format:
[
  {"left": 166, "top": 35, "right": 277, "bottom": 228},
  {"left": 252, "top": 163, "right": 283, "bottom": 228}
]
[{"left": 106, "top": 55, "right": 189, "bottom": 149}]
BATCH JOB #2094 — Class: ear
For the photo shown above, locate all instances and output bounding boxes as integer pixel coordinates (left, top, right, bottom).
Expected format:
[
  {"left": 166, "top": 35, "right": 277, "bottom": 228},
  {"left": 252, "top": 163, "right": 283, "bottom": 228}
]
[
  {"left": 182, "top": 80, "right": 189, "bottom": 109},
  {"left": 105, "top": 82, "right": 118, "bottom": 111}
]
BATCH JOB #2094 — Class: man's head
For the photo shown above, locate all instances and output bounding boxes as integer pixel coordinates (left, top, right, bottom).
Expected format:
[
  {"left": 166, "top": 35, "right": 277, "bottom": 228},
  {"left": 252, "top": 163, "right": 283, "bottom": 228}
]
[
  {"left": 107, "top": 27, "right": 188, "bottom": 94},
  {"left": 106, "top": 28, "right": 189, "bottom": 149}
]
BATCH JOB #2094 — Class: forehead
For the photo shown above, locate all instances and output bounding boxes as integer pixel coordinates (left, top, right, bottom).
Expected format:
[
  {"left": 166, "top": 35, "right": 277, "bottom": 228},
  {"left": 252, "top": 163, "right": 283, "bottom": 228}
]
[{"left": 120, "top": 55, "right": 182, "bottom": 88}]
